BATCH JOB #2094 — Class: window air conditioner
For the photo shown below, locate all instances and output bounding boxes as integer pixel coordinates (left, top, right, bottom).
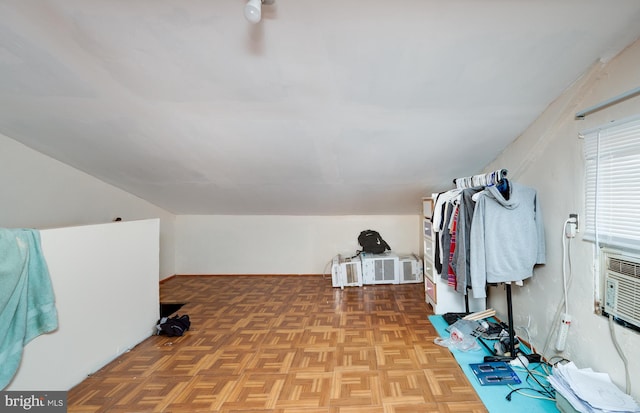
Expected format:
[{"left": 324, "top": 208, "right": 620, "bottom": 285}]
[
  {"left": 331, "top": 254, "right": 363, "bottom": 289},
  {"left": 398, "top": 254, "right": 423, "bottom": 284},
  {"left": 602, "top": 249, "right": 640, "bottom": 331},
  {"left": 361, "top": 252, "right": 399, "bottom": 285}
]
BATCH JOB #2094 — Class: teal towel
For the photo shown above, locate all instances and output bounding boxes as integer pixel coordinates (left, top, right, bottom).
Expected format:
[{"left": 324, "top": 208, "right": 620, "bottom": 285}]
[{"left": 0, "top": 228, "right": 58, "bottom": 390}]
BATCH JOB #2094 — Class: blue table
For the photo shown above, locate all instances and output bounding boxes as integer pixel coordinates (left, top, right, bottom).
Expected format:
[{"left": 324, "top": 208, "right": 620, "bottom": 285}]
[{"left": 429, "top": 315, "right": 559, "bottom": 413}]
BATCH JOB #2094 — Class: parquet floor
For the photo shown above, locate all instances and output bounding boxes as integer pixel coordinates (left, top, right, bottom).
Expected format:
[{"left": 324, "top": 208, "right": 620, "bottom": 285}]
[{"left": 68, "top": 275, "right": 487, "bottom": 413}]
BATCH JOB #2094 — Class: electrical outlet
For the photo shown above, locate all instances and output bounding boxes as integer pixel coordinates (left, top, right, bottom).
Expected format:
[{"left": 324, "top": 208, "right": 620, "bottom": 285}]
[
  {"left": 555, "top": 313, "right": 571, "bottom": 352},
  {"left": 566, "top": 213, "right": 579, "bottom": 238},
  {"left": 570, "top": 213, "right": 579, "bottom": 232}
]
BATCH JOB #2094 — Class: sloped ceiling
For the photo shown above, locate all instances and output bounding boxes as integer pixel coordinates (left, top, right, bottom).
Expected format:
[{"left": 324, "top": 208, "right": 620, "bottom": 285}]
[{"left": 1, "top": 0, "right": 640, "bottom": 215}]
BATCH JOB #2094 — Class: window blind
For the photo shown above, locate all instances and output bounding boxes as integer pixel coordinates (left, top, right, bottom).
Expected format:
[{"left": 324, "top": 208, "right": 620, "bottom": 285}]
[{"left": 583, "top": 116, "right": 640, "bottom": 251}]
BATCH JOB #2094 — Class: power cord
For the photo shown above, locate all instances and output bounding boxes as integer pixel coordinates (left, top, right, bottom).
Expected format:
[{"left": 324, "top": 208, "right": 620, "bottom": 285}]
[
  {"left": 591, "top": 131, "right": 630, "bottom": 395},
  {"left": 547, "top": 356, "right": 571, "bottom": 366},
  {"left": 541, "top": 218, "right": 575, "bottom": 358},
  {"left": 515, "top": 316, "right": 535, "bottom": 354},
  {"left": 505, "top": 357, "right": 556, "bottom": 402},
  {"left": 608, "top": 314, "right": 631, "bottom": 394},
  {"left": 505, "top": 386, "right": 555, "bottom": 402},
  {"left": 521, "top": 359, "right": 554, "bottom": 397},
  {"left": 322, "top": 259, "right": 333, "bottom": 281}
]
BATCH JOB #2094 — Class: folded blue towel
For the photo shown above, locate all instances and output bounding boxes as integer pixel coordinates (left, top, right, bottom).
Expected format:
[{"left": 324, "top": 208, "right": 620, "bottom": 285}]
[{"left": 0, "top": 228, "right": 58, "bottom": 389}]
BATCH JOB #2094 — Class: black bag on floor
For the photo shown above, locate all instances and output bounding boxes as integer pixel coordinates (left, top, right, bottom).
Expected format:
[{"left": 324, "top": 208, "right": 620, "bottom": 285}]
[
  {"left": 156, "top": 314, "right": 191, "bottom": 337},
  {"left": 358, "top": 230, "right": 391, "bottom": 254}
]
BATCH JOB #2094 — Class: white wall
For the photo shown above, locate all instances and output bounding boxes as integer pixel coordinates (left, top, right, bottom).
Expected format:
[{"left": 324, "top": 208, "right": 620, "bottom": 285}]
[
  {"left": 485, "top": 39, "right": 640, "bottom": 399},
  {"left": 0, "top": 135, "right": 176, "bottom": 279},
  {"left": 6, "top": 219, "right": 160, "bottom": 391},
  {"left": 176, "top": 215, "right": 420, "bottom": 274}
]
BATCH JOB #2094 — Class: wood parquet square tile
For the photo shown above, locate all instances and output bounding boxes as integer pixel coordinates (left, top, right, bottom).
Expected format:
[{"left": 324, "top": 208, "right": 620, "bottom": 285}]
[
  {"left": 374, "top": 345, "right": 420, "bottom": 370},
  {"left": 68, "top": 275, "right": 487, "bottom": 412},
  {"left": 339, "top": 329, "right": 374, "bottom": 346},
  {"left": 262, "top": 328, "right": 305, "bottom": 348},
  {"left": 290, "top": 347, "right": 337, "bottom": 373},
  {"left": 194, "top": 348, "right": 255, "bottom": 376},
  {"left": 113, "top": 375, "right": 194, "bottom": 412},
  {"left": 276, "top": 372, "right": 333, "bottom": 408},
  {"left": 222, "top": 372, "right": 286, "bottom": 410},
  {"left": 163, "top": 374, "right": 238, "bottom": 412},
  {"left": 330, "top": 370, "right": 382, "bottom": 407},
  {"left": 245, "top": 348, "right": 297, "bottom": 374},
  {"left": 335, "top": 345, "right": 376, "bottom": 370}
]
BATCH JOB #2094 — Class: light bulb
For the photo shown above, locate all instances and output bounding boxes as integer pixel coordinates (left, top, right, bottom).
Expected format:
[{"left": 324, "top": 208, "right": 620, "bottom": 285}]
[{"left": 244, "top": 0, "right": 261, "bottom": 23}]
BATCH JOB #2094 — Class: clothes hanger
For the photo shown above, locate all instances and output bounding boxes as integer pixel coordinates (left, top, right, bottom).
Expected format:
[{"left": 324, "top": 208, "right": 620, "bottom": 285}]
[{"left": 496, "top": 178, "right": 510, "bottom": 200}]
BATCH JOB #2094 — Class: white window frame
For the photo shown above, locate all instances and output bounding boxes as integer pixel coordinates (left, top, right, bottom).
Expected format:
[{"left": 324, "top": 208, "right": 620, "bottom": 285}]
[{"left": 582, "top": 115, "right": 640, "bottom": 252}]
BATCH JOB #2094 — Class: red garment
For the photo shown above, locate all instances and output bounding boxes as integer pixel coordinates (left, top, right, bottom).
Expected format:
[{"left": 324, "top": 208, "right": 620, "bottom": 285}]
[{"left": 447, "top": 207, "right": 459, "bottom": 288}]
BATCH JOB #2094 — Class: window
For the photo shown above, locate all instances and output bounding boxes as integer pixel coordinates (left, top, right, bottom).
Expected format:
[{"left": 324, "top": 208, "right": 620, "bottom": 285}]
[{"left": 583, "top": 116, "right": 640, "bottom": 251}]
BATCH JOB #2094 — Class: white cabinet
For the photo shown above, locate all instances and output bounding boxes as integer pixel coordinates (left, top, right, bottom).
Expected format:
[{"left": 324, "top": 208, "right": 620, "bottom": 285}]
[{"left": 422, "top": 196, "right": 485, "bottom": 314}]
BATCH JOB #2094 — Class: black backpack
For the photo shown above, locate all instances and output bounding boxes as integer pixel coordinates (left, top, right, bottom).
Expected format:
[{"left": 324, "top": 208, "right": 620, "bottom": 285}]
[
  {"left": 156, "top": 314, "right": 191, "bottom": 337},
  {"left": 358, "top": 230, "right": 391, "bottom": 254}
]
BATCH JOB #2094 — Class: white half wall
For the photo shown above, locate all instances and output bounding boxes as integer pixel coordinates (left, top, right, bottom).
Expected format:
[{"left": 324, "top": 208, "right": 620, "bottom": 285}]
[
  {"left": 176, "top": 215, "right": 421, "bottom": 274},
  {"left": 0, "top": 135, "right": 176, "bottom": 279},
  {"left": 484, "top": 39, "right": 640, "bottom": 399},
  {"left": 6, "top": 219, "right": 160, "bottom": 391}
]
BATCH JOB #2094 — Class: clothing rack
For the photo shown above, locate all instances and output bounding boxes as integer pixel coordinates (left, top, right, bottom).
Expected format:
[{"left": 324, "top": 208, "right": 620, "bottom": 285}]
[
  {"left": 452, "top": 168, "right": 517, "bottom": 358},
  {"left": 452, "top": 169, "right": 507, "bottom": 189}
]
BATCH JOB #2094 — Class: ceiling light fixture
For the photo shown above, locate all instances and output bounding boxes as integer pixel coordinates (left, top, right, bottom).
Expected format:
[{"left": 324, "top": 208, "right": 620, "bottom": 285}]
[{"left": 244, "top": 0, "right": 274, "bottom": 24}]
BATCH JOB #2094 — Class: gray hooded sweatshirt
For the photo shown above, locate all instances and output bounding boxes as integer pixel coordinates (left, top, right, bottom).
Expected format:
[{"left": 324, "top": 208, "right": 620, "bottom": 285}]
[{"left": 469, "top": 182, "right": 546, "bottom": 298}]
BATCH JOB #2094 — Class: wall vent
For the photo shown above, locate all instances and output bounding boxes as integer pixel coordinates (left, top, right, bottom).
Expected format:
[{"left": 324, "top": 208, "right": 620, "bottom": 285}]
[{"left": 602, "top": 250, "right": 640, "bottom": 332}]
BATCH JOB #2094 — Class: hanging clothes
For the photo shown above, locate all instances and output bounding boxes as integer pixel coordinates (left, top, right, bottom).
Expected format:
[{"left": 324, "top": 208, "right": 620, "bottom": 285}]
[
  {"left": 439, "top": 201, "right": 454, "bottom": 280},
  {"left": 454, "top": 169, "right": 508, "bottom": 189},
  {"left": 451, "top": 187, "right": 482, "bottom": 294},
  {"left": 447, "top": 206, "right": 459, "bottom": 288},
  {"left": 432, "top": 189, "right": 460, "bottom": 276},
  {"left": 469, "top": 181, "right": 546, "bottom": 299}
]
